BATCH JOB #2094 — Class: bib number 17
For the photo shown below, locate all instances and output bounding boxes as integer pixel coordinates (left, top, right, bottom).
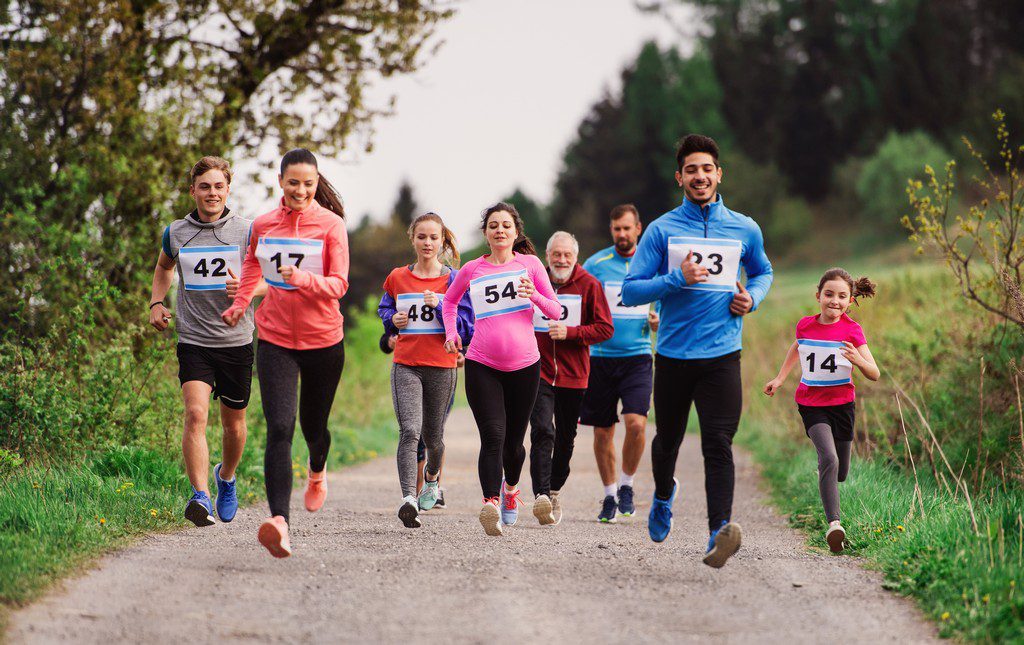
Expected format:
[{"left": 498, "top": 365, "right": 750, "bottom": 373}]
[{"left": 269, "top": 252, "right": 304, "bottom": 270}]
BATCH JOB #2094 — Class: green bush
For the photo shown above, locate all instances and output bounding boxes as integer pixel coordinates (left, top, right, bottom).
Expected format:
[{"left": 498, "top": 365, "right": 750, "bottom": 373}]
[{"left": 857, "top": 131, "right": 951, "bottom": 232}]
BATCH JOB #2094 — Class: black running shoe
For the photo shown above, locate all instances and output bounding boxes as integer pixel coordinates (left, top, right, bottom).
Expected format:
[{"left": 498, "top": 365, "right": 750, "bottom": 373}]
[
  {"left": 617, "top": 485, "right": 635, "bottom": 517},
  {"left": 598, "top": 495, "right": 617, "bottom": 523}
]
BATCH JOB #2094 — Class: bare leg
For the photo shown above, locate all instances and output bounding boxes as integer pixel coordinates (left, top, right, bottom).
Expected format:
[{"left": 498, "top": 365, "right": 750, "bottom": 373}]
[
  {"left": 218, "top": 402, "right": 248, "bottom": 480},
  {"left": 181, "top": 381, "right": 213, "bottom": 493},
  {"left": 593, "top": 425, "right": 617, "bottom": 487},
  {"left": 621, "top": 414, "right": 647, "bottom": 477}
]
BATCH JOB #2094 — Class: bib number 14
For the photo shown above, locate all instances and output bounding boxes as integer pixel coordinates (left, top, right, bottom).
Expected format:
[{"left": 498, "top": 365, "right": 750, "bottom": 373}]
[{"left": 797, "top": 339, "right": 853, "bottom": 387}]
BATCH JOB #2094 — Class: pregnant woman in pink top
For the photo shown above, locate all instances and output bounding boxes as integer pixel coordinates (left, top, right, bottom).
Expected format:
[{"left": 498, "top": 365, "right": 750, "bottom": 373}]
[{"left": 442, "top": 202, "right": 561, "bottom": 536}]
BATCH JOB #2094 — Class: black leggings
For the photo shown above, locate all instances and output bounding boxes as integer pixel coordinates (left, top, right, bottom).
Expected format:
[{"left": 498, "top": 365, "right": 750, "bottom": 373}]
[
  {"left": 529, "top": 381, "right": 586, "bottom": 496},
  {"left": 651, "top": 351, "right": 742, "bottom": 532},
  {"left": 465, "top": 359, "right": 541, "bottom": 499},
  {"left": 257, "top": 339, "right": 345, "bottom": 522}
]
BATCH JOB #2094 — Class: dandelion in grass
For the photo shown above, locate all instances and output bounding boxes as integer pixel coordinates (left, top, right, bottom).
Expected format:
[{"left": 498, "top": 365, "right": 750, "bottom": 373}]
[
  {"left": 941, "top": 612, "right": 950, "bottom": 621},
  {"left": 99, "top": 518, "right": 106, "bottom": 525},
  {"left": 150, "top": 509, "right": 158, "bottom": 517},
  {"left": 896, "top": 525, "right": 904, "bottom": 531}
]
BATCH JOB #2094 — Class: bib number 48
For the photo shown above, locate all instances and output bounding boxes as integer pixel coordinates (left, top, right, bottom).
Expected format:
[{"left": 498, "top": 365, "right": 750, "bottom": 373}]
[{"left": 407, "top": 304, "right": 436, "bottom": 322}]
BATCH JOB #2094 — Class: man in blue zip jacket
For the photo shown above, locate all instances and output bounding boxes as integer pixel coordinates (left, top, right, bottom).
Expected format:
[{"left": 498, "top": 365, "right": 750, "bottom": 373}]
[{"left": 622, "top": 134, "right": 773, "bottom": 568}]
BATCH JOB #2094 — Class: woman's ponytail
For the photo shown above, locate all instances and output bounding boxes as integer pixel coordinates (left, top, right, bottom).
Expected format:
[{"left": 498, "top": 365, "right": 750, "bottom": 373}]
[
  {"left": 512, "top": 235, "right": 536, "bottom": 256},
  {"left": 852, "top": 276, "right": 876, "bottom": 300}
]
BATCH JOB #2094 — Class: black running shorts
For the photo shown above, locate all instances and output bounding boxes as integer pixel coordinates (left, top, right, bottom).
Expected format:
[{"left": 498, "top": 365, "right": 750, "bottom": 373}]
[
  {"left": 798, "top": 401, "right": 856, "bottom": 442},
  {"left": 177, "top": 342, "right": 254, "bottom": 410},
  {"left": 579, "top": 355, "right": 653, "bottom": 427}
]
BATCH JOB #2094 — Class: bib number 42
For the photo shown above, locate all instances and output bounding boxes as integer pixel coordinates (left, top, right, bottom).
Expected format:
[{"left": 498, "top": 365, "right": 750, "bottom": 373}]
[{"left": 193, "top": 258, "right": 228, "bottom": 278}]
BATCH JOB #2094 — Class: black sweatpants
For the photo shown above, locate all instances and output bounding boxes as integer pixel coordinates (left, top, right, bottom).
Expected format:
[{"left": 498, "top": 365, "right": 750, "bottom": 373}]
[
  {"left": 529, "top": 381, "right": 586, "bottom": 496},
  {"left": 465, "top": 359, "right": 541, "bottom": 499},
  {"left": 651, "top": 351, "right": 742, "bottom": 532},
  {"left": 257, "top": 339, "right": 345, "bottom": 522}
]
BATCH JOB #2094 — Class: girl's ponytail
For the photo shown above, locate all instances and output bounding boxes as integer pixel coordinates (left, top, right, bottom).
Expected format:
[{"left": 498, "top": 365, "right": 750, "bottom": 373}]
[
  {"left": 852, "top": 276, "right": 876, "bottom": 300},
  {"left": 512, "top": 235, "right": 537, "bottom": 256},
  {"left": 314, "top": 173, "right": 346, "bottom": 219}
]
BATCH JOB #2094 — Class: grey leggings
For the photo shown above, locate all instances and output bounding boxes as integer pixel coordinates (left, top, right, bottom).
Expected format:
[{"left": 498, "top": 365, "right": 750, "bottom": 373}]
[
  {"left": 391, "top": 363, "right": 458, "bottom": 498},
  {"left": 808, "top": 424, "right": 852, "bottom": 522}
]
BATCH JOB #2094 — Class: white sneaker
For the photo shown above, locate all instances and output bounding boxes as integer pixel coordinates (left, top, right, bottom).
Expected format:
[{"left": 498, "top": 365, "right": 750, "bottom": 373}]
[
  {"left": 479, "top": 498, "right": 503, "bottom": 536},
  {"left": 398, "top": 496, "right": 421, "bottom": 528},
  {"left": 550, "top": 490, "right": 563, "bottom": 525},
  {"left": 533, "top": 494, "right": 555, "bottom": 525}
]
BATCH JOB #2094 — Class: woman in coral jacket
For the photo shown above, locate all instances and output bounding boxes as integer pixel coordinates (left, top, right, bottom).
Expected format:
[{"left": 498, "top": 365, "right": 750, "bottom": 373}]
[{"left": 222, "top": 148, "right": 349, "bottom": 558}]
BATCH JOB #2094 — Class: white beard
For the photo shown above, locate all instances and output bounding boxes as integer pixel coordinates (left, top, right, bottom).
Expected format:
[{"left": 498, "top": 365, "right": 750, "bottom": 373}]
[{"left": 550, "top": 267, "right": 573, "bottom": 284}]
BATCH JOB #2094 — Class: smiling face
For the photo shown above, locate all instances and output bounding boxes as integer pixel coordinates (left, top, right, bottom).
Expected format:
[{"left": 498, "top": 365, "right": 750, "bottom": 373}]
[
  {"left": 817, "top": 278, "right": 853, "bottom": 322},
  {"left": 546, "top": 236, "right": 578, "bottom": 284},
  {"left": 189, "top": 169, "right": 230, "bottom": 219},
  {"left": 279, "top": 163, "right": 319, "bottom": 211},
  {"left": 675, "top": 152, "right": 722, "bottom": 205},
  {"left": 412, "top": 219, "right": 443, "bottom": 262},
  {"left": 484, "top": 210, "right": 517, "bottom": 253}
]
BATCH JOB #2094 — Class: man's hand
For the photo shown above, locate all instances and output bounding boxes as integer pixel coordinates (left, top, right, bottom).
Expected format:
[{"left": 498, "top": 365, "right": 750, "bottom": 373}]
[
  {"left": 393, "top": 311, "right": 409, "bottom": 330},
  {"left": 648, "top": 309, "right": 660, "bottom": 333},
  {"left": 548, "top": 322, "right": 568, "bottom": 341},
  {"left": 226, "top": 268, "right": 240, "bottom": 299},
  {"left": 221, "top": 308, "right": 244, "bottom": 327},
  {"left": 680, "top": 250, "right": 709, "bottom": 285},
  {"left": 149, "top": 303, "right": 172, "bottom": 331},
  {"left": 729, "top": 282, "right": 753, "bottom": 316}
]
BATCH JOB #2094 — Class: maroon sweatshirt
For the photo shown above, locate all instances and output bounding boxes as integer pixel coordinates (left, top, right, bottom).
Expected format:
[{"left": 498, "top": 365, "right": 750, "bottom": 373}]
[{"left": 535, "top": 264, "right": 614, "bottom": 389}]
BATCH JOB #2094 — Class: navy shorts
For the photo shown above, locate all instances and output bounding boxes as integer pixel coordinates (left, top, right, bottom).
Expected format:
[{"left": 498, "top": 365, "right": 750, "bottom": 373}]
[
  {"left": 177, "top": 342, "right": 254, "bottom": 410},
  {"left": 579, "top": 355, "right": 653, "bottom": 427}
]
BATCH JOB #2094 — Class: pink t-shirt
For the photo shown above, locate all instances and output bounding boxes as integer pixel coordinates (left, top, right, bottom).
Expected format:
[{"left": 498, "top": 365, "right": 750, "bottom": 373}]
[
  {"left": 442, "top": 253, "right": 561, "bottom": 372},
  {"left": 794, "top": 313, "right": 868, "bottom": 407}
]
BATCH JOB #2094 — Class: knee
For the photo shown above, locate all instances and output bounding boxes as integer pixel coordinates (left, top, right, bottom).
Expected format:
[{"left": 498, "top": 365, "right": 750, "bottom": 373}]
[
  {"left": 184, "top": 405, "right": 208, "bottom": 432},
  {"left": 624, "top": 421, "right": 645, "bottom": 438},
  {"left": 222, "top": 417, "right": 247, "bottom": 439},
  {"left": 593, "top": 428, "right": 614, "bottom": 445}
]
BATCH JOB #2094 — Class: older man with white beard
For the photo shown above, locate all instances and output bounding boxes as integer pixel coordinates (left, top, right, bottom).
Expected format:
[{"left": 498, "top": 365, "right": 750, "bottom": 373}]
[{"left": 527, "top": 231, "right": 614, "bottom": 526}]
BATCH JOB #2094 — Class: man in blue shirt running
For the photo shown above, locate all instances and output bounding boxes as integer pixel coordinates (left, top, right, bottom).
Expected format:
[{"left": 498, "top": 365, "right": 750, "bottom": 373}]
[
  {"left": 580, "top": 204, "right": 659, "bottom": 524},
  {"left": 622, "top": 134, "right": 773, "bottom": 568}
]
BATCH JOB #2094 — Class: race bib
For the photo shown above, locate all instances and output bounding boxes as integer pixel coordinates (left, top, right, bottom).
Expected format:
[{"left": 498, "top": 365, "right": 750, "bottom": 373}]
[
  {"left": 667, "top": 236, "right": 742, "bottom": 292},
  {"left": 255, "top": 237, "right": 324, "bottom": 290},
  {"left": 177, "top": 245, "right": 241, "bottom": 291},
  {"left": 533, "top": 294, "right": 582, "bottom": 332},
  {"left": 469, "top": 270, "right": 532, "bottom": 319},
  {"left": 396, "top": 293, "right": 445, "bottom": 335},
  {"left": 603, "top": 281, "right": 648, "bottom": 319},
  {"left": 797, "top": 339, "right": 853, "bottom": 386}
]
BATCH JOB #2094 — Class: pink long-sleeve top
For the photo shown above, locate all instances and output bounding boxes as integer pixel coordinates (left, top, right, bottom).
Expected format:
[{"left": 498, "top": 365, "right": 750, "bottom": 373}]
[
  {"left": 442, "top": 252, "right": 560, "bottom": 372},
  {"left": 223, "top": 199, "right": 349, "bottom": 350}
]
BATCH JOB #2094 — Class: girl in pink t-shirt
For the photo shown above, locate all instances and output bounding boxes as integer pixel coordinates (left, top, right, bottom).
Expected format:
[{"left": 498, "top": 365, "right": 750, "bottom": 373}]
[{"left": 763, "top": 268, "right": 880, "bottom": 553}]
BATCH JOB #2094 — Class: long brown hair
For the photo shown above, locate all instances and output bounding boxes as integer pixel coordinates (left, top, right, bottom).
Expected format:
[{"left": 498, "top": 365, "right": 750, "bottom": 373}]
[
  {"left": 817, "top": 267, "right": 877, "bottom": 302},
  {"left": 480, "top": 201, "right": 536, "bottom": 256},
  {"left": 279, "top": 148, "right": 345, "bottom": 219},
  {"left": 409, "top": 212, "right": 460, "bottom": 268}
]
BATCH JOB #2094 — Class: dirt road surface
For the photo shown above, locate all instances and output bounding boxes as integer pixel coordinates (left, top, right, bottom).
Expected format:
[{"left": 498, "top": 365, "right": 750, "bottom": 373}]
[{"left": 9, "top": 408, "right": 938, "bottom": 643}]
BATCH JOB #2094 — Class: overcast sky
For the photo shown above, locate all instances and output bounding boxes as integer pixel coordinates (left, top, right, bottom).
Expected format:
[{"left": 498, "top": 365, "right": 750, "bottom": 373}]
[{"left": 235, "top": 1, "right": 693, "bottom": 246}]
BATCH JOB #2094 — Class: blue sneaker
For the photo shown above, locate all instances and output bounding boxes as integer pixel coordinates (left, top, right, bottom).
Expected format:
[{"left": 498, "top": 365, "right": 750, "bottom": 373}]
[
  {"left": 703, "top": 520, "right": 743, "bottom": 568},
  {"left": 617, "top": 485, "right": 635, "bottom": 517},
  {"left": 499, "top": 482, "right": 521, "bottom": 525},
  {"left": 184, "top": 489, "right": 215, "bottom": 527},
  {"left": 214, "top": 463, "right": 238, "bottom": 522},
  {"left": 648, "top": 478, "right": 678, "bottom": 543},
  {"left": 598, "top": 495, "right": 617, "bottom": 523}
]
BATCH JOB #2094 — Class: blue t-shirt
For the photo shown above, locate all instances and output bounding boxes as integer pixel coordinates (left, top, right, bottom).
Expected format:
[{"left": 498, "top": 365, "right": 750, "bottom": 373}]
[
  {"left": 582, "top": 246, "right": 654, "bottom": 358},
  {"left": 622, "top": 196, "right": 773, "bottom": 360}
]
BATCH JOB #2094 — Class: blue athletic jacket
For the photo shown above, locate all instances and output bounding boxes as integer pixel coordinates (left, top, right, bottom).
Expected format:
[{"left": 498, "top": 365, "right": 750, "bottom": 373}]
[
  {"left": 582, "top": 246, "right": 654, "bottom": 358},
  {"left": 621, "top": 196, "right": 773, "bottom": 360}
]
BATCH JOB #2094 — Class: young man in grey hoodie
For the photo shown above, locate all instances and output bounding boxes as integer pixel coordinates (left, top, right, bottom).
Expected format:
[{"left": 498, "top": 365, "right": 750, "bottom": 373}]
[{"left": 148, "top": 156, "right": 266, "bottom": 526}]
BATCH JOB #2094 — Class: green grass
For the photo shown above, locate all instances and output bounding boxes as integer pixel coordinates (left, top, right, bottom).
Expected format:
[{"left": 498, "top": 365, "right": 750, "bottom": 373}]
[
  {"left": 0, "top": 307, "right": 398, "bottom": 610},
  {"left": 740, "top": 261, "right": 1024, "bottom": 642}
]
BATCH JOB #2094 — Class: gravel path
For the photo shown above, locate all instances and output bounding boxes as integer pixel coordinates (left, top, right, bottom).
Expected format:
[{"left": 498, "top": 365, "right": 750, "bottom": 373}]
[{"left": 9, "top": 408, "right": 938, "bottom": 643}]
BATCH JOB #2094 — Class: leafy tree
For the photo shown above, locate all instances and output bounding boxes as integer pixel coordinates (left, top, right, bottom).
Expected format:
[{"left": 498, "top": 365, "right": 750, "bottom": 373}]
[
  {"left": 857, "top": 131, "right": 951, "bottom": 232},
  {"left": 0, "top": 0, "right": 452, "bottom": 335}
]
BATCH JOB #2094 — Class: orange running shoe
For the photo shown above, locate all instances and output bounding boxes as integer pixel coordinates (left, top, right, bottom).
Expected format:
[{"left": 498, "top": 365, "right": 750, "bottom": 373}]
[
  {"left": 304, "top": 466, "right": 327, "bottom": 512},
  {"left": 257, "top": 516, "right": 292, "bottom": 558}
]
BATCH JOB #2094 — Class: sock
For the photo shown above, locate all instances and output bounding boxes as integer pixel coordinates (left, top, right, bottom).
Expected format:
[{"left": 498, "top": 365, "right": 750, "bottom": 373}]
[
  {"left": 603, "top": 483, "right": 616, "bottom": 497},
  {"left": 403, "top": 495, "right": 417, "bottom": 505},
  {"left": 619, "top": 472, "right": 635, "bottom": 488}
]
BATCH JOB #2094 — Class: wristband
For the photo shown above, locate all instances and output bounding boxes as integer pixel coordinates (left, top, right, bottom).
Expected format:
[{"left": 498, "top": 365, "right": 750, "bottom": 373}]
[{"left": 149, "top": 301, "right": 166, "bottom": 310}]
